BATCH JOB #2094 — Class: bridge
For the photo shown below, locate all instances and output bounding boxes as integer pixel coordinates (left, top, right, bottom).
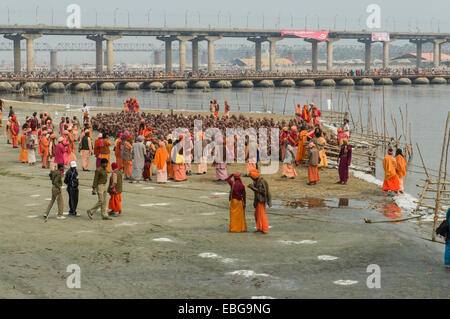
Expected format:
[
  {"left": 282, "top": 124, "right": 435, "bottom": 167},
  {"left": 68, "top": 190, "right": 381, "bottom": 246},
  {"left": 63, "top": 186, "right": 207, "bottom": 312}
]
[
  {"left": 1, "top": 25, "right": 449, "bottom": 75},
  {"left": 1, "top": 71, "right": 449, "bottom": 92}
]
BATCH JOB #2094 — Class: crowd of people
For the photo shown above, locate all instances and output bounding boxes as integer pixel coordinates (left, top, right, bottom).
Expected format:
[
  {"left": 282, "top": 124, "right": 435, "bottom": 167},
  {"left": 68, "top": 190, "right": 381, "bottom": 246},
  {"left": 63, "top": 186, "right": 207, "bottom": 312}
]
[{"left": 2, "top": 97, "right": 448, "bottom": 266}]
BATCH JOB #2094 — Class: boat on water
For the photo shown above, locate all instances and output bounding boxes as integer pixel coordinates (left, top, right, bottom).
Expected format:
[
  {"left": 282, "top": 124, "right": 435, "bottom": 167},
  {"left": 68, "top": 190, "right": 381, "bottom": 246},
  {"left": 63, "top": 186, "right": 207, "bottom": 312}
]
[{"left": 155, "top": 88, "right": 175, "bottom": 93}]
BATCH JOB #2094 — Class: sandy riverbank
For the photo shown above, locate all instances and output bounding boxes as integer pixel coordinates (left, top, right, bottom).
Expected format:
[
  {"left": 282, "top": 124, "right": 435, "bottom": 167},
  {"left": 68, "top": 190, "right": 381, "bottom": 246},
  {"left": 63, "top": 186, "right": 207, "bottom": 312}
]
[{"left": 0, "top": 100, "right": 448, "bottom": 299}]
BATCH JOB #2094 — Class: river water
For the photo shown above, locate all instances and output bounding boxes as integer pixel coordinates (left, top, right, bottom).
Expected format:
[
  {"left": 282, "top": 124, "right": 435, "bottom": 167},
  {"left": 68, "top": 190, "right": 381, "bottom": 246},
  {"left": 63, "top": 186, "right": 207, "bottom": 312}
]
[{"left": 3, "top": 85, "right": 449, "bottom": 204}]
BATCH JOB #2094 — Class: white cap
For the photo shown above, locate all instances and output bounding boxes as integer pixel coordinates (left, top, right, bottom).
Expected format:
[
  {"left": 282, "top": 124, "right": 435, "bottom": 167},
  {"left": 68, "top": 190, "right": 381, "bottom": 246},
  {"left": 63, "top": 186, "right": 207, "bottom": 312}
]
[{"left": 70, "top": 161, "right": 77, "bottom": 168}]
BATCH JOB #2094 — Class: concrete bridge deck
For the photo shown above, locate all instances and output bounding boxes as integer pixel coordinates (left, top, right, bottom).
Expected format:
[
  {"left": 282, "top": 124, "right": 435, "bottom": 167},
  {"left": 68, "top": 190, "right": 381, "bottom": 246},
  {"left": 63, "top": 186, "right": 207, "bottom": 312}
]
[
  {"left": 0, "top": 72, "right": 448, "bottom": 92},
  {"left": 1, "top": 25, "right": 450, "bottom": 75}
]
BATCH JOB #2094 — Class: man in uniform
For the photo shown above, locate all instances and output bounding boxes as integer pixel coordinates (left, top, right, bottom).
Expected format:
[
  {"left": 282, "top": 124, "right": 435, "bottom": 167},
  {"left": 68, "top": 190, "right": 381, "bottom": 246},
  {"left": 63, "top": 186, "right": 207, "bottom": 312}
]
[
  {"left": 87, "top": 158, "right": 112, "bottom": 220},
  {"left": 44, "top": 163, "right": 66, "bottom": 221}
]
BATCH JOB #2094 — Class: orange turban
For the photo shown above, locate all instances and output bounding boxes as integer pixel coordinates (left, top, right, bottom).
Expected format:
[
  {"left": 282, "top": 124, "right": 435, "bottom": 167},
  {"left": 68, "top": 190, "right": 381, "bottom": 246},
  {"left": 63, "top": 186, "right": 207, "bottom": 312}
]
[
  {"left": 291, "top": 126, "right": 297, "bottom": 132},
  {"left": 249, "top": 168, "right": 260, "bottom": 179}
]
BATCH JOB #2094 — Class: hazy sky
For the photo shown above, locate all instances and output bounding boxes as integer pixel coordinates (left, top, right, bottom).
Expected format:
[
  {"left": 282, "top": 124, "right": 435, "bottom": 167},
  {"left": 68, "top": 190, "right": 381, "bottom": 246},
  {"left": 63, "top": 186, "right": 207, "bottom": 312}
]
[
  {"left": 0, "top": 0, "right": 447, "bottom": 65},
  {"left": 0, "top": 0, "right": 448, "bottom": 31}
]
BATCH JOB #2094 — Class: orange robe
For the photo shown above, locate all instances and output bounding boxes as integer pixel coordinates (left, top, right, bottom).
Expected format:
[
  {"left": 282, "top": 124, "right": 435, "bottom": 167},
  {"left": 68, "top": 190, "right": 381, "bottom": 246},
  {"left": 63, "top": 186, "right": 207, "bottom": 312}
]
[
  {"left": 39, "top": 135, "right": 49, "bottom": 168},
  {"left": 114, "top": 138, "right": 123, "bottom": 169},
  {"left": 295, "top": 130, "right": 307, "bottom": 163},
  {"left": 11, "top": 123, "right": 19, "bottom": 148},
  {"left": 19, "top": 134, "right": 28, "bottom": 163},
  {"left": 254, "top": 202, "right": 269, "bottom": 233},
  {"left": 98, "top": 139, "right": 112, "bottom": 172},
  {"left": 229, "top": 199, "right": 248, "bottom": 232},
  {"left": 395, "top": 154, "right": 407, "bottom": 191},
  {"left": 109, "top": 193, "right": 122, "bottom": 212},
  {"left": 382, "top": 155, "right": 400, "bottom": 192}
]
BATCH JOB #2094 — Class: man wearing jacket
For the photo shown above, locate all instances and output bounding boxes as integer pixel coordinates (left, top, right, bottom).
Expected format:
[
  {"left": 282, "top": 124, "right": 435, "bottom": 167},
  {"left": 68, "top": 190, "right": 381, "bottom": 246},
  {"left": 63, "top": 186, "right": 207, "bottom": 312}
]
[{"left": 64, "top": 161, "right": 79, "bottom": 216}]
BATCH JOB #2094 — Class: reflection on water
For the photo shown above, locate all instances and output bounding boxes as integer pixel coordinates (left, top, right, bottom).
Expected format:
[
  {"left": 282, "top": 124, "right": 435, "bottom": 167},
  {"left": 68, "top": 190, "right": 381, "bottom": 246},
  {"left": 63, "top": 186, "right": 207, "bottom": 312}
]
[{"left": 381, "top": 203, "right": 403, "bottom": 224}]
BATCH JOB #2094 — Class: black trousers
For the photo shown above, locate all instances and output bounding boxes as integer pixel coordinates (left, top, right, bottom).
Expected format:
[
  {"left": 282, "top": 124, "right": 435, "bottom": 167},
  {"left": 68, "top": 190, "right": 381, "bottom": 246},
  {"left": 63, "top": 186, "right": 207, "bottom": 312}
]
[{"left": 67, "top": 187, "right": 79, "bottom": 215}]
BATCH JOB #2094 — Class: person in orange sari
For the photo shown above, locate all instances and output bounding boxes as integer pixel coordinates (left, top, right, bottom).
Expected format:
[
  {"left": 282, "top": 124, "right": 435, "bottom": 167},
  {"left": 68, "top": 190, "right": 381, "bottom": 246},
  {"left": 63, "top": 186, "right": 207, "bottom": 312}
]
[
  {"left": 395, "top": 148, "right": 407, "bottom": 194},
  {"left": 311, "top": 104, "right": 322, "bottom": 126},
  {"left": 98, "top": 133, "right": 112, "bottom": 172},
  {"left": 295, "top": 127, "right": 308, "bottom": 164},
  {"left": 247, "top": 169, "right": 271, "bottom": 234},
  {"left": 39, "top": 130, "right": 49, "bottom": 168},
  {"left": 301, "top": 105, "right": 312, "bottom": 124},
  {"left": 114, "top": 133, "right": 123, "bottom": 169},
  {"left": 382, "top": 148, "right": 401, "bottom": 195},
  {"left": 107, "top": 163, "right": 123, "bottom": 216},
  {"left": 307, "top": 142, "right": 320, "bottom": 185},
  {"left": 18, "top": 126, "right": 28, "bottom": 163},
  {"left": 154, "top": 140, "right": 168, "bottom": 184},
  {"left": 226, "top": 174, "right": 247, "bottom": 233},
  {"left": 64, "top": 130, "right": 77, "bottom": 164},
  {"left": 10, "top": 116, "right": 20, "bottom": 148}
]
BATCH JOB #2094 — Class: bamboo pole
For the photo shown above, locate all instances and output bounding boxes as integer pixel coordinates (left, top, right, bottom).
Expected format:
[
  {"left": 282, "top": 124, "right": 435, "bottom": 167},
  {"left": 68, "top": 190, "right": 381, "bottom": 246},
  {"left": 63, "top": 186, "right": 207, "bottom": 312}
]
[
  {"left": 432, "top": 112, "right": 450, "bottom": 242},
  {"left": 282, "top": 88, "right": 289, "bottom": 116}
]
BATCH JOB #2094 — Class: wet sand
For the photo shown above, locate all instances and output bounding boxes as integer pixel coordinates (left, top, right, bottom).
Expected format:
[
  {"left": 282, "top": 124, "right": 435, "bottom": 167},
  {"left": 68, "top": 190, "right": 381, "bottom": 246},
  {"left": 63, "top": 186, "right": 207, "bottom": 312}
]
[{"left": 0, "top": 101, "right": 448, "bottom": 298}]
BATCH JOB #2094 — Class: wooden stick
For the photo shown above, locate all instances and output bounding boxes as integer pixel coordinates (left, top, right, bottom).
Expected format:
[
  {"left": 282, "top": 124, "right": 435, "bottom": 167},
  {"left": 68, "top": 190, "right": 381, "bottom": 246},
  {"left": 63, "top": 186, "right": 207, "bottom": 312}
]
[
  {"left": 433, "top": 111, "right": 450, "bottom": 241},
  {"left": 364, "top": 215, "right": 421, "bottom": 224}
]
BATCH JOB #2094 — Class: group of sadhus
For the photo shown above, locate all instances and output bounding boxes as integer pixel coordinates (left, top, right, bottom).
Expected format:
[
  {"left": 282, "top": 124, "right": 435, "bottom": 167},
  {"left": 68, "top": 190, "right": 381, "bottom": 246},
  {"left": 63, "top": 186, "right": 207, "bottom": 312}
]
[
  {"left": 210, "top": 99, "right": 231, "bottom": 118},
  {"left": 382, "top": 148, "right": 407, "bottom": 195},
  {"left": 123, "top": 98, "right": 140, "bottom": 113}
]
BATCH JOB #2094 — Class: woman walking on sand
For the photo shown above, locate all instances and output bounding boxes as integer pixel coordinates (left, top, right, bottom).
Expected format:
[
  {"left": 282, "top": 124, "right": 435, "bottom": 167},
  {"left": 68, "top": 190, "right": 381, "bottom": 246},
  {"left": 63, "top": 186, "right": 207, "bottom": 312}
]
[{"left": 226, "top": 174, "right": 247, "bottom": 233}]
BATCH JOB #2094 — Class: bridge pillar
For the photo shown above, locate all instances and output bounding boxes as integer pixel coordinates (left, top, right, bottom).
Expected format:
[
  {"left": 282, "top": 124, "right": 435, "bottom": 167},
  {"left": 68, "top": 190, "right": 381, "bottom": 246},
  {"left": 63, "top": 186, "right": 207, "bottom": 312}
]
[
  {"left": 50, "top": 50, "right": 57, "bottom": 72},
  {"left": 381, "top": 39, "right": 396, "bottom": 69},
  {"left": 267, "top": 37, "right": 282, "bottom": 72},
  {"left": 410, "top": 39, "right": 427, "bottom": 69},
  {"left": 326, "top": 38, "right": 340, "bottom": 71},
  {"left": 22, "top": 34, "right": 42, "bottom": 73},
  {"left": 433, "top": 39, "right": 446, "bottom": 68},
  {"left": 87, "top": 35, "right": 104, "bottom": 73},
  {"left": 190, "top": 38, "right": 199, "bottom": 73},
  {"left": 4, "top": 34, "right": 23, "bottom": 73},
  {"left": 154, "top": 50, "right": 162, "bottom": 65},
  {"left": 204, "top": 36, "right": 222, "bottom": 73},
  {"left": 157, "top": 36, "right": 177, "bottom": 74},
  {"left": 103, "top": 35, "right": 122, "bottom": 73},
  {"left": 305, "top": 39, "right": 319, "bottom": 72},
  {"left": 248, "top": 37, "right": 265, "bottom": 72},
  {"left": 175, "top": 36, "right": 194, "bottom": 73},
  {"left": 358, "top": 39, "right": 373, "bottom": 72}
]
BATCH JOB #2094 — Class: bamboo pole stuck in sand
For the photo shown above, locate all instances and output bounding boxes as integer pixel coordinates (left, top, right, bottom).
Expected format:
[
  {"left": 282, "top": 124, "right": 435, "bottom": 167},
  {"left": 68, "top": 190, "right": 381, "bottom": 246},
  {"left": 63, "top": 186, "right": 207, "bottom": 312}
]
[
  {"left": 432, "top": 111, "right": 450, "bottom": 242},
  {"left": 282, "top": 88, "right": 289, "bottom": 116}
]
